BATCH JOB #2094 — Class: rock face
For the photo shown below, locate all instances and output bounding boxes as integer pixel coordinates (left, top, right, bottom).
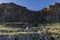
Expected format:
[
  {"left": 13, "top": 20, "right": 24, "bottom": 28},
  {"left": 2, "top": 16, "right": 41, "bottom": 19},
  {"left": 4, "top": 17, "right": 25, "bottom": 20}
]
[
  {"left": 0, "top": 2, "right": 40, "bottom": 23},
  {"left": 0, "top": 33, "right": 59, "bottom": 40},
  {"left": 37, "top": 3, "right": 60, "bottom": 23},
  {"left": 0, "top": 2, "right": 60, "bottom": 23}
]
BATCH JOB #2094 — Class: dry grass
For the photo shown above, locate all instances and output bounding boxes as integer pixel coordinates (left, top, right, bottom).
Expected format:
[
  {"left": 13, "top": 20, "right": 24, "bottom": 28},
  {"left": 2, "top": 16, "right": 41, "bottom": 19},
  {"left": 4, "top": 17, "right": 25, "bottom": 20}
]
[{"left": 0, "top": 22, "right": 60, "bottom": 35}]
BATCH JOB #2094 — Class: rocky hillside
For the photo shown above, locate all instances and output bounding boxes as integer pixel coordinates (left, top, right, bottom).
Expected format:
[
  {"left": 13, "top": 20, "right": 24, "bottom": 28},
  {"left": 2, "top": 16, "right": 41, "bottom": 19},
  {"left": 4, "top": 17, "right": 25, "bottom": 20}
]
[
  {"left": 0, "top": 2, "right": 60, "bottom": 23},
  {"left": 37, "top": 3, "right": 60, "bottom": 23},
  {"left": 0, "top": 2, "right": 40, "bottom": 23}
]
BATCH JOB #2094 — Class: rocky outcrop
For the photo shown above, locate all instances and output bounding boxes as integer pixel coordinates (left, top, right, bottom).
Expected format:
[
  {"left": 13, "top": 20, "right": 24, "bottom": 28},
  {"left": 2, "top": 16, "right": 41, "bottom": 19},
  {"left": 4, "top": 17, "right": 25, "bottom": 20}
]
[{"left": 0, "top": 33, "right": 59, "bottom": 40}]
